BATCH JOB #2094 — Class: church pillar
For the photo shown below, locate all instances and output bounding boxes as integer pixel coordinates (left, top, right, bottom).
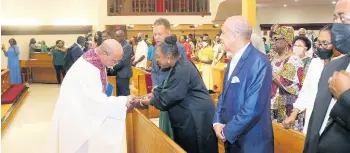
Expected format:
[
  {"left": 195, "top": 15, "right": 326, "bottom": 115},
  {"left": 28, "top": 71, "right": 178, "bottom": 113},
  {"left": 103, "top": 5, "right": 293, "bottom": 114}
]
[{"left": 241, "top": 0, "right": 256, "bottom": 28}]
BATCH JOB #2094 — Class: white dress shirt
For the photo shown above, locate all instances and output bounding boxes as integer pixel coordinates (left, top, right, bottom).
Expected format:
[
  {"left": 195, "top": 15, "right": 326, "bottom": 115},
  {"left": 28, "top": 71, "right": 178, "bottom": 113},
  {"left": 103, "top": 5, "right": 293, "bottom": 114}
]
[
  {"left": 135, "top": 40, "right": 148, "bottom": 68},
  {"left": 319, "top": 63, "right": 350, "bottom": 135},
  {"left": 293, "top": 58, "right": 325, "bottom": 134},
  {"left": 227, "top": 43, "right": 250, "bottom": 80}
]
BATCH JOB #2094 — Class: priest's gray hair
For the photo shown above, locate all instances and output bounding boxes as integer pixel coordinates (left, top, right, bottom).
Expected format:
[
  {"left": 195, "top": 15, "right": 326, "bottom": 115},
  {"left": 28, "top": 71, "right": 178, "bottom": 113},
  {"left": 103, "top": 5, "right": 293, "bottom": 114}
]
[{"left": 226, "top": 16, "right": 252, "bottom": 40}]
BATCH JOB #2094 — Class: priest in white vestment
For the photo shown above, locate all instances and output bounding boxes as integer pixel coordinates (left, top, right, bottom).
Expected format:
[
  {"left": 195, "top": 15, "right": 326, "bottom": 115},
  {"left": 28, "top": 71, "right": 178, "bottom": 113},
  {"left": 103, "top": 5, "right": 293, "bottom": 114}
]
[{"left": 49, "top": 39, "right": 133, "bottom": 153}]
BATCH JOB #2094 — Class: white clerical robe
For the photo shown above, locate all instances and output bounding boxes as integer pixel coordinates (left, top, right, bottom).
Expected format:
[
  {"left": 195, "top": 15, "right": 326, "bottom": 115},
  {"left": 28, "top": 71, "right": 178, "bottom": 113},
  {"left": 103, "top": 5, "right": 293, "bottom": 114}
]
[{"left": 49, "top": 57, "right": 128, "bottom": 153}]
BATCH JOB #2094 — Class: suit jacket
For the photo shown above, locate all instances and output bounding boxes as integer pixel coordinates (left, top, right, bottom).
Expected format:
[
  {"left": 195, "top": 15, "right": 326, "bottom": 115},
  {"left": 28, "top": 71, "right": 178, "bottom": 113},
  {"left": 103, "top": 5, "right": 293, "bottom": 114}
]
[
  {"left": 112, "top": 40, "right": 133, "bottom": 79},
  {"left": 303, "top": 55, "right": 350, "bottom": 153},
  {"left": 213, "top": 44, "right": 274, "bottom": 153},
  {"left": 70, "top": 43, "right": 84, "bottom": 63}
]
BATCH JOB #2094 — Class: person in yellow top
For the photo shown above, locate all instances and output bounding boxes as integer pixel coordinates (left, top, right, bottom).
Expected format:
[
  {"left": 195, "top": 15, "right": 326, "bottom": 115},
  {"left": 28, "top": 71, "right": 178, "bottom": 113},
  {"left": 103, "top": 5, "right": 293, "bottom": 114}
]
[{"left": 194, "top": 36, "right": 214, "bottom": 91}]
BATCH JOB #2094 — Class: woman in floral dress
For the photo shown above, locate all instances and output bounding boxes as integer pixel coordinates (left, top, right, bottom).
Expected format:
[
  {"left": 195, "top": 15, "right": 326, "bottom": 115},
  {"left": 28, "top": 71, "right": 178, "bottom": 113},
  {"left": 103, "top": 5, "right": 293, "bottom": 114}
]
[{"left": 270, "top": 24, "right": 305, "bottom": 132}]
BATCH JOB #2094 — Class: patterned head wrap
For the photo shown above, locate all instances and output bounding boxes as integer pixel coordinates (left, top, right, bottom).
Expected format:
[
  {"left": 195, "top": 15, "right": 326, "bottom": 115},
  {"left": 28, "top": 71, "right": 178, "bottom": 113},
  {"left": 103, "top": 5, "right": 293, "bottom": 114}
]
[{"left": 270, "top": 24, "right": 295, "bottom": 45}]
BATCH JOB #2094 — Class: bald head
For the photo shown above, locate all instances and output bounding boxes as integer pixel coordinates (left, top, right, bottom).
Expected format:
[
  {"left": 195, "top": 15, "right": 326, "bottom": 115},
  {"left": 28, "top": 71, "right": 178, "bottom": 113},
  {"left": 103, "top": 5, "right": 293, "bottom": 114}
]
[
  {"left": 115, "top": 30, "right": 125, "bottom": 43},
  {"left": 224, "top": 16, "right": 252, "bottom": 40},
  {"left": 298, "top": 28, "right": 306, "bottom": 36},
  {"left": 334, "top": 0, "right": 350, "bottom": 24},
  {"left": 97, "top": 39, "right": 123, "bottom": 67}
]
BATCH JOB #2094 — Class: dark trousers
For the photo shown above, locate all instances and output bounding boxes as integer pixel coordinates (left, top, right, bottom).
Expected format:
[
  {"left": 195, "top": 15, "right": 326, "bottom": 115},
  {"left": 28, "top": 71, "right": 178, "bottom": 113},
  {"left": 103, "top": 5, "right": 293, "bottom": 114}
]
[
  {"left": 116, "top": 77, "right": 130, "bottom": 96},
  {"left": 225, "top": 141, "right": 241, "bottom": 153},
  {"left": 54, "top": 65, "right": 66, "bottom": 84}
]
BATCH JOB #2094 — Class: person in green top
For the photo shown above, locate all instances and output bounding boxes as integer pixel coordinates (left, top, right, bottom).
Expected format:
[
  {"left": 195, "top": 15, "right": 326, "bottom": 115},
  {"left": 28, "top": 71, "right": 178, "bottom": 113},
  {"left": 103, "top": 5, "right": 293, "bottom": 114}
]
[
  {"left": 41, "top": 40, "right": 48, "bottom": 52},
  {"left": 263, "top": 37, "right": 270, "bottom": 54},
  {"left": 50, "top": 40, "right": 67, "bottom": 84}
]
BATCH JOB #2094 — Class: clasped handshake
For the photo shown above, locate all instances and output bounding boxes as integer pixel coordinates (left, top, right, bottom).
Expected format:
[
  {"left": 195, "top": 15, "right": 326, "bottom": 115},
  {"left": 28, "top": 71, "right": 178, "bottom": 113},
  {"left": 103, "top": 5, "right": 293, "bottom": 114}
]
[{"left": 125, "top": 93, "right": 153, "bottom": 110}]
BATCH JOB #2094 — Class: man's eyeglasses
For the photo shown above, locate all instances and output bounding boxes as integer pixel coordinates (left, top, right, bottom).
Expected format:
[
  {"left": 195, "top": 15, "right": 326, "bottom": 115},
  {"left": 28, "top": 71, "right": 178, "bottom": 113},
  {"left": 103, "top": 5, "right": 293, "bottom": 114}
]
[
  {"left": 333, "top": 14, "right": 350, "bottom": 24},
  {"left": 314, "top": 41, "right": 332, "bottom": 48}
]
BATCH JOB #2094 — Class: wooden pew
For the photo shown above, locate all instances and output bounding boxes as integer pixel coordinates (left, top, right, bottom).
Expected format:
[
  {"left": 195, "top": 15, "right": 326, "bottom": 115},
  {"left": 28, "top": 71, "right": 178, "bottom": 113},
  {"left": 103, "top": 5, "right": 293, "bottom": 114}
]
[
  {"left": 28, "top": 53, "right": 57, "bottom": 83},
  {"left": 1, "top": 69, "right": 11, "bottom": 95},
  {"left": 126, "top": 107, "right": 185, "bottom": 153},
  {"left": 131, "top": 67, "right": 160, "bottom": 118},
  {"left": 273, "top": 122, "right": 305, "bottom": 153},
  {"left": 1, "top": 69, "right": 29, "bottom": 136},
  {"left": 212, "top": 63, "right": 226, "bottom": 94}
]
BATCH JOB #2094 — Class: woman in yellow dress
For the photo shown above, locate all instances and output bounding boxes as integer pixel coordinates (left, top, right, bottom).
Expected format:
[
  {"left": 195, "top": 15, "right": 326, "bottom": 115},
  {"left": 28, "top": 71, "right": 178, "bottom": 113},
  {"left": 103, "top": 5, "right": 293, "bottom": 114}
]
[{"left": 195, "top": 36, "right": 214, "bottom": 91}]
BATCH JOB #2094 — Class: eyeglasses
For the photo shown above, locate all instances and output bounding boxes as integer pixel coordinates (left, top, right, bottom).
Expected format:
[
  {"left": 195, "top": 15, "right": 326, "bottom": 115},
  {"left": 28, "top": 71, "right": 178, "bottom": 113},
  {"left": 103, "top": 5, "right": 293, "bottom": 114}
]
[
  {"left": 314, "top": 41, "right": 332, "bottom": 48},
  {"left": 333, "top": 14, "right": 350, "bottom": 24},
  {"left": 271, "top": 37, "right": 284, "bottom": 43}
]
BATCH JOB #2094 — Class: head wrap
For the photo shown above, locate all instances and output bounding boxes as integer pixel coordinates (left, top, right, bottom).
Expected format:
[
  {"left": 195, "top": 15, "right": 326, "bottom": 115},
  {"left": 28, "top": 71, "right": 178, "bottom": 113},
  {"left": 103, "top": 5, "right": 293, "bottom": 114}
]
[
  {"left": 146, "top": 38, "right": 153, "bottom": 44},
  {"left": 270, "top": 24, "right": 295, "bottom": 45}
]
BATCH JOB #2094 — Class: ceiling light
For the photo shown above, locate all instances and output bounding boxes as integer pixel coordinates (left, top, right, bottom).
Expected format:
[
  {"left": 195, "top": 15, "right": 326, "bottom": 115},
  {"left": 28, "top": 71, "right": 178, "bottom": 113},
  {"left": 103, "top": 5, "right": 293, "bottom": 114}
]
[
  {"left": 332, "top": 1, "right": 336, "bottom": 4},
  {"left": 194, "top": 24, "right": 198, "bottom": 27},
  {"left": 294, "top": 0, "right": 298, "bottom": 1},
  {"left": 284, "top": 4, "right": 287, "bottom": 7},
  {"left": 199, "top": 24, "right": 203, "bottom": 26},
  {"left": 214, "top": 24, "right": 219, "bottom": 27},
  {"left": 173, "top": 24, "right": 179, "bottom": 27}
]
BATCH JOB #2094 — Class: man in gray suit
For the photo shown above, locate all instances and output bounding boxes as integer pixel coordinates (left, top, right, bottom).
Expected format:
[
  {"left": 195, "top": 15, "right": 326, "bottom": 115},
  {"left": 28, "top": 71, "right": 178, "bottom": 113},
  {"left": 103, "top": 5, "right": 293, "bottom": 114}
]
[
  {"left": 303, "top": 1, "right": 350, "bottom": 152},
  {"left": 109, "top": 30, "right": 134, "bottom": 96}
]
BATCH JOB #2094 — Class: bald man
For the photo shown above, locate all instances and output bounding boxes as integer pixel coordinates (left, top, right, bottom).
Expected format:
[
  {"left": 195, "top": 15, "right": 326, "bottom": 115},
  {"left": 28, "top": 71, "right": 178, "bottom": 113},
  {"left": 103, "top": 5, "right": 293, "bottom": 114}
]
[
  {"left": 298, "top": 28, "right": 306, "bottom": 37},
  {"left": 49, "top": 39, "right": 134, "bottom": 153},
  {"left": 213, "top": 16, "right": 273, "bottom": 153},
  {"left": 133, "top": 32, "right": 148, "bottom": 68},
  {"left": 109, "top": 30, "right": 134, "bottom": 96}
]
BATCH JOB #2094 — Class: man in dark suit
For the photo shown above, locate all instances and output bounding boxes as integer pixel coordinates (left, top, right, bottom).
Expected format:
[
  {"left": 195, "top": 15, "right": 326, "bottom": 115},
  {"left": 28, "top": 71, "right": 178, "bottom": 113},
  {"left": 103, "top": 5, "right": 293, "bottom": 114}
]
[
  {"left": 303, "top": 1, "right": 350, "bottom": 152},
  {"left": 109, "top": 30, "right": 133, "bottom": 96},
  {"left": 71, "top": 36, "right": 86, "bottom": 63},
  {"left": 213, "top": 16, "right": 273, "bottom": 153}
]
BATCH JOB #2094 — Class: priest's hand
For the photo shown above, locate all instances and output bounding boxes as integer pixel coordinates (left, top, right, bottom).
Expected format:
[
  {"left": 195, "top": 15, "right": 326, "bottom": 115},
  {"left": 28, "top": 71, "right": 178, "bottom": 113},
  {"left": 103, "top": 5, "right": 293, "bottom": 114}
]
[
  {"left": 213, "top": 123, "right": 226, "bottom": 142},
  {"left": 126, "top": 96, "right": 135, "bottom": 110},
  {"left": 329, "top": 70, "right": 350, "bottom": 99}
]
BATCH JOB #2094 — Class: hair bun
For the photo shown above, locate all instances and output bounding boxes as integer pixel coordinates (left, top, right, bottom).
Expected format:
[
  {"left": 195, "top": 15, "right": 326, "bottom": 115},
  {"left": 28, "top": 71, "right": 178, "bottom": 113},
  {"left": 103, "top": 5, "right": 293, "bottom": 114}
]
[{"left": 165, "top": 35, "right": 177, "bottom": 45}]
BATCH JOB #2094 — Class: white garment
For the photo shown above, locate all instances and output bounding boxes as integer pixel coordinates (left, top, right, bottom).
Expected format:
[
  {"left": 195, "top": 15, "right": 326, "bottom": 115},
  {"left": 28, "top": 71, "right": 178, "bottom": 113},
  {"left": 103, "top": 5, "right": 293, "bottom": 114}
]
[
  {"left": 49, "top": 57, "right": 128, "bottom": 153},
  {"left": 228, "top": 43, "right": 250, "bottom": 80},
  {"left": 319, "top": 63, "right": 350, "bottom": 135},
  {"left": 293, "top": 58, "right": 325, "bottom": 134},
  {"left": 135, "top": 40, "right": 148, "bottom": 68}
]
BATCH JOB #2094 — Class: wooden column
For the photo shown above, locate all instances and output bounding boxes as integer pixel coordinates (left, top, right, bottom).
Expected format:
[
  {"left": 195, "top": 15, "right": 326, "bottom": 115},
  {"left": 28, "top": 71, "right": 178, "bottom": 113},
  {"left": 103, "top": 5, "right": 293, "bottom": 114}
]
[{"left": 241, "top": 0, "right": 256, "bottom": 27}]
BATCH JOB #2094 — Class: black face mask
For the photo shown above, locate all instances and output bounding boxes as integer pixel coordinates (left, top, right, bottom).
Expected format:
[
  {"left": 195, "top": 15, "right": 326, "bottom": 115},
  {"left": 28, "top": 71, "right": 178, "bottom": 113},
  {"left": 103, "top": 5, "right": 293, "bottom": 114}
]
[
  {"left": 316, "top": 48, "right": 333, "bottom": 60},
  {"left": 331, "top": 23, "right": 350, "bottom": 55}
]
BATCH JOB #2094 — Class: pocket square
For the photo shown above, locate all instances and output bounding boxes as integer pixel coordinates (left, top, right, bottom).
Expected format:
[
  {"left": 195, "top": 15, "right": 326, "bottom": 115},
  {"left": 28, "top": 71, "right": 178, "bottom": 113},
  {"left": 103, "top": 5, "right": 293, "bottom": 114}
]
[{"left": 231, "top": 76, "right": 240, "bottom": 83}]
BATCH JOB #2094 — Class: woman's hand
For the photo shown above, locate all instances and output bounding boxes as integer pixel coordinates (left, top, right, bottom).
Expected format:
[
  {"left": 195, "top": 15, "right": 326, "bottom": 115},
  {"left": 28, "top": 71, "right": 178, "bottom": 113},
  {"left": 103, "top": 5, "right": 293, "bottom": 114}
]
[{"left": 282, "top": 109, "right": 298, "bottom": 129}]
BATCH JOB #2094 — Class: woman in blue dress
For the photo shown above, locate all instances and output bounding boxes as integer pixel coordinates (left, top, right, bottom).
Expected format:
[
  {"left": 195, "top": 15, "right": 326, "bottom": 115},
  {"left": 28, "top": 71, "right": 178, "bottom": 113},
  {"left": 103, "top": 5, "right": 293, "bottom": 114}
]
[{"left": 2, "top": 38, "right": 22, "bottom": 84}]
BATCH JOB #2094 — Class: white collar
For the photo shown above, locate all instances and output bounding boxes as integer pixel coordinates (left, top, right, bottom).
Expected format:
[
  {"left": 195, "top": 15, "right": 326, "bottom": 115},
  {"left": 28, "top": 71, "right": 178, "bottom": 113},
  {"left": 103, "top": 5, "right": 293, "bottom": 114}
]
[
  {"left": 75, "top": 42, "right": 83, "bottom": 49},
  {"left": 232, "top": 42, "right": 250, "bottom": 61}
]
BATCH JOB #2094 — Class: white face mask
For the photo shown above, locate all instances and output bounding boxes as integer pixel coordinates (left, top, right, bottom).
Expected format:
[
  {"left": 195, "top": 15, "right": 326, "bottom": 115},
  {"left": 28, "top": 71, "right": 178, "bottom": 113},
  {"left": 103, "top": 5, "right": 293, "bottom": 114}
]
[
  {"left": 202, "top": 42, "right": 208, "bottom": 47},
  {"left": 293, "top": 46, "right": 305, "bottom": 56}
]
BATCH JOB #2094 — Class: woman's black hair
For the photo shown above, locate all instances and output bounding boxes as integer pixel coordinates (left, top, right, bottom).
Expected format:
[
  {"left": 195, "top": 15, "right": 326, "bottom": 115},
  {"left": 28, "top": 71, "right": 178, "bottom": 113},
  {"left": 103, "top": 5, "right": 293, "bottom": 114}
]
[
  {"left": 56, "top": 40, "right": 65, "bottom": 46},
  {"left": 182, "top": 35, "right": 188, "bottom": 40},
  {"left": 94, "top": 31, "right": 103, "bottom": 46},
  {"left": 157, "top": 35, "right": 179, "bottom": 57},
  {"left": 29, "top": 38, "right": 36, "bottom": 46},
  {"left": 9, "top": 38, "right": 17, "bottom": 45},
  {"left": 293, "top": 36, "right": 312, "bottom": 50}
]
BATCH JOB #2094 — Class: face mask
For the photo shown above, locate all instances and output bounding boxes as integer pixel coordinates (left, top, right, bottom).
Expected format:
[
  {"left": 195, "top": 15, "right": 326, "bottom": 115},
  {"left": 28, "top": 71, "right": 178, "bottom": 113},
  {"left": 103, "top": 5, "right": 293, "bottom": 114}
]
[
  {"left": 293, "top": 46, "right": 304, "bottom": 56},
  {"left": 331, "top": 23, "right": 350, "bottom": 54},
  {"left": 316, "top": 48, "right": 333, "bottom": 60},
  {"left": 202, "top": 42, "right": 208, "bottom": 47}
]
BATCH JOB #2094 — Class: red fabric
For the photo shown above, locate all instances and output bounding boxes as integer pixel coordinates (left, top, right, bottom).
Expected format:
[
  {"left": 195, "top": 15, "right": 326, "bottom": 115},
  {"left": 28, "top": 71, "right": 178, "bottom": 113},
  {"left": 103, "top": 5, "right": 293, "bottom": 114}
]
[
  {"left": 145, "top": 73, "right": 153, "bottom": 94},
  {"left": 82, "top": 49, "right": 107, "bottom": 93},
  {"left": 1, "top": 84, "right": 26, "bottom": 104},
  {"left": 183, "top": 42, "right": 193, "bottom": 60},
  {"left": 156, "top": 0, "right": 165, "bottom": 12}
]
